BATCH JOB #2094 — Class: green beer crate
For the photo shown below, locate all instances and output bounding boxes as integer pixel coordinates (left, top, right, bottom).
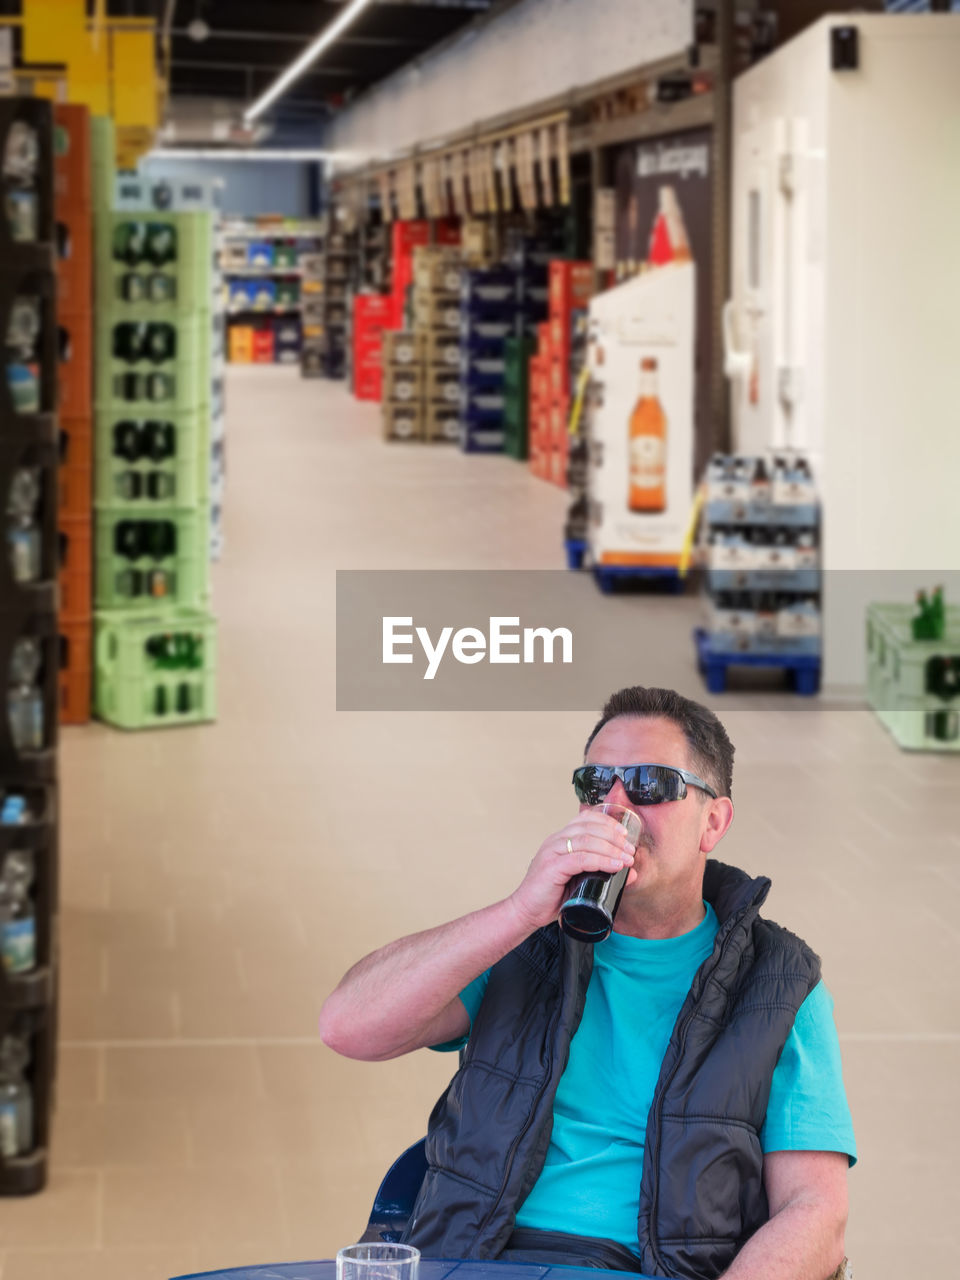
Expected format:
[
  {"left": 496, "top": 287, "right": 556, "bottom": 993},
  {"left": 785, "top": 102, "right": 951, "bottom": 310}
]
[
  {"left": 503, "top": 388, "right": 529, "bottom": 461},
  {"left": 95, "top": 212, "right": 214, "bottom": 315},
  {"left": 504, "top": 336, "right": 535, "bottom": 395},
  {"left": 866, "top": 601, "right": 960, "bottom": 751},
  {"left": 94, "top": 504, "right": 209, "bottom": 611},
  {"left": 94, "top": 406, "right": 210, "bottom": 509},
  {"left": 95, "top": 605, "right": 217, "bottom": 730},
  {"left": 95, "top": 314, "right": 209, "bottom": 413}
]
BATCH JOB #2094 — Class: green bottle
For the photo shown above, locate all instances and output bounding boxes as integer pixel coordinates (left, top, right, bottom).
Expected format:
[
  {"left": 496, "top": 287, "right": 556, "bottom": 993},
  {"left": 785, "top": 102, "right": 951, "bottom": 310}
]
[
  {"left": 912, "top": 590, "right": 931, "bottom": 641},
  {"left": 931, "top": 586, "right": 945, "bottom": 641}
]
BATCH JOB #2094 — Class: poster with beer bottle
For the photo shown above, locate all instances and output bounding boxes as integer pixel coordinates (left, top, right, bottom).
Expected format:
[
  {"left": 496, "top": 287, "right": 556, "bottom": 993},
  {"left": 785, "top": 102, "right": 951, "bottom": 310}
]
[
  {"left": 586, "top": 262, "right": 694, "bottom": 570},
  {"left": 614, "top": 127, "right": 712, "bottom": 481}
]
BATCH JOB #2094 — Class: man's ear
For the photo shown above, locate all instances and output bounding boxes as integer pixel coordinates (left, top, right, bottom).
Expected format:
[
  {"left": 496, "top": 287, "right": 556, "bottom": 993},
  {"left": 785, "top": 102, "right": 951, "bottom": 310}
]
[{"left": 700, "top": 796, "right": 734, "bottom": 854}]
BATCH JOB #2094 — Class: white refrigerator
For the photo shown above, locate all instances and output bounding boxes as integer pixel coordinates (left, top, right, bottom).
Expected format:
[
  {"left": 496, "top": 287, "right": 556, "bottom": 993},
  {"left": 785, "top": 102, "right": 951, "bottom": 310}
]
[{"left": 724, "top": 14, "right": 960, "bottom": 689}]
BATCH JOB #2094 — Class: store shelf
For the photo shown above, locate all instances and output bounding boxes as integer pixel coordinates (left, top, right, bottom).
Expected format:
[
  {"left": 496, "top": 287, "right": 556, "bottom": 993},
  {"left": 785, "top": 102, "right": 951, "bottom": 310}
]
[
  {"left": 227, "top": 306, "right": 303, "bottom": 317},
  {"left": 220, "top": 226, "right": 324, "bottom": 241},
  {"left": 222, "top": 267, "right": 305, "bottom": 278}
]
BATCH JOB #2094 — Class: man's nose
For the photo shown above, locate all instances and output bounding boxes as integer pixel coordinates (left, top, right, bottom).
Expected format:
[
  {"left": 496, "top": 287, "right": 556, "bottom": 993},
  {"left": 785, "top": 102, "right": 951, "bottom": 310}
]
[{"left": 605, "top": 776, "right": 634, "bottom": 809}]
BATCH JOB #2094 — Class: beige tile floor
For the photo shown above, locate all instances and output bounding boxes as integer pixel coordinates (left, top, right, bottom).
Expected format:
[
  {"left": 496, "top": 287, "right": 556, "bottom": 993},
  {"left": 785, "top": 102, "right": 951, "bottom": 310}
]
[{"left": 2, "top": 366, "right": 958, "bottom": 1278}]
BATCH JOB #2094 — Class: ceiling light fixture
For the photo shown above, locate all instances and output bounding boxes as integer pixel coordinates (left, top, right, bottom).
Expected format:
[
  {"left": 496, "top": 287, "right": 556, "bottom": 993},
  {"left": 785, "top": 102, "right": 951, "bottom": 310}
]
[{"left": 243, "top": 0, "right": 375, "bottom": 123}]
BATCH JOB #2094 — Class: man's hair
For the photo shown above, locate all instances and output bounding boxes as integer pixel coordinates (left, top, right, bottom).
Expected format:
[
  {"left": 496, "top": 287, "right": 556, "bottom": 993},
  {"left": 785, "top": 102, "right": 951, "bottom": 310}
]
[{"left": 584, "top": 686, "right": 735, "bottom": 799}]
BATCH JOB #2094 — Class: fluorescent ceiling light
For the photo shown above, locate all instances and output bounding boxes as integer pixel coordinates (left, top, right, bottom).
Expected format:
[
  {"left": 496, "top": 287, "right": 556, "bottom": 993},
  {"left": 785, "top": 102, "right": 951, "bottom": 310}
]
[
  {"left": 244, "top": 0, "right": 375, "bottom": 123},
  {"left": 147, "top": 148, "right": 334, "bottom": 161}
]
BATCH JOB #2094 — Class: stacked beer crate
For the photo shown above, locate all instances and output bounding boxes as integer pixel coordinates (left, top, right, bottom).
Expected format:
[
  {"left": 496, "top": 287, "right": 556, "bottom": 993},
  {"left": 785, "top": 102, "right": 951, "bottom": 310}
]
[
  {"left": 53, "top": 105, "right": 93, "bottom": 724},
  {"left": 390, "top": 220, "right": 431, "bottom": 327},
  {"left": 459, "top": 254, "right": 549, "bottom": 455},
  {"left": 299, "top": 249, "right": 326, "bottom": 377},
  {"left": 545, "top": 262, "right": 594, "bottom": 486},
  {"left": 1, "top": 97, "right": 60, "bottom": 1196},
  {"left": 503, "top": 335, "right": 536, "bottom": 460},
  {"left": 416, "top": 246, "right": 462, "bottom": 443},
  {"left": 528, "top": 328, "right": 551, "bottom": 479},
  {"left": 92, "top": 140, "right": 217, "bottom": 729},
  {"left": 352, "top": 293, "right": 395, "bottom": 402},
  {"left": 381, "top": 329, "right": 425, "bottom": 441},
  {"left": 322, "top": 228, "right": 357, "bottom": 379},
  {"left": 697, "top": 455, "right": 822, "bottom": 695}
]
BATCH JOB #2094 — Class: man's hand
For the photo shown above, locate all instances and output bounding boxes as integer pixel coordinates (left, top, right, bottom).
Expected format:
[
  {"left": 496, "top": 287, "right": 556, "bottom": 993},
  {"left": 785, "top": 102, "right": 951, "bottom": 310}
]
[
  {"left": 508, "top": 810, "right": 637, "bottom": 934},
  {"left": 320, "top": 812, "right": 637, "bottom": 1061}
]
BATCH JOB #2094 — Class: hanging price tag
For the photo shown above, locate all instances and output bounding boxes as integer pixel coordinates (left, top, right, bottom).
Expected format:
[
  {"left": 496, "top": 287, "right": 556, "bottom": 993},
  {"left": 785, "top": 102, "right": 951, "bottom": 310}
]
[
  {"left": 397, "top": 163, "right": 417, "bottom": 219},
  {"left": 420, "top": 156, "right": 440, "bottom": 218},
  {"left": 449, "top": 152, "right": 466, "bottom": 216},
  {"left": 496, "top": 140, "right": 513, "bottom": 212},
  {"left": 378, "top": 171, "right": 393, "bottom": 223},
  {"left": 516, "top": 132, "right": 537, "bottom": 211},
  {"left": 538, "top": 126, "right": 555, "bottom": 206},
  {"left": 556, "top": 119, "right": 571, "bottom": 206}
]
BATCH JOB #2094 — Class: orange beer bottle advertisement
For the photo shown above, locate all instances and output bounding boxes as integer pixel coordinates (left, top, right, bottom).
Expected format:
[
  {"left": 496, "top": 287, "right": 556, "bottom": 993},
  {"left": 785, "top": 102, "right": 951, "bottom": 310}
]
[{"left": 628, "top": 357, "right": 667, "bottom": 513}]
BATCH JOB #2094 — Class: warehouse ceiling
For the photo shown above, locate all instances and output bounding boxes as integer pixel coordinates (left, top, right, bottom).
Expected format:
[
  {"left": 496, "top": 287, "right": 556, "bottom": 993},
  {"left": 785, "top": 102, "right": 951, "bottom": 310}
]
[{"left": 149, "top": 0, "right": 495, "bottom": 126}]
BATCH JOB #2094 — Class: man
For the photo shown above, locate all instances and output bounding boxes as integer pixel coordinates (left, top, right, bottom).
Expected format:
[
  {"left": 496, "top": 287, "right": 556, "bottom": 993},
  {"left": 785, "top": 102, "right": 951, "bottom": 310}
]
[{"left": 319, "top": 686, "right": 855, "bottom": 1280}]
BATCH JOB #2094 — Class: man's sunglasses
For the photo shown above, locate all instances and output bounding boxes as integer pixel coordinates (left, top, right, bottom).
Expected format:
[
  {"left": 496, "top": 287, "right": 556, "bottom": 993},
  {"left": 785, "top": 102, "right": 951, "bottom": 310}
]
[{"left": 572, "top": 763, "right": 718, "bottom": 807}]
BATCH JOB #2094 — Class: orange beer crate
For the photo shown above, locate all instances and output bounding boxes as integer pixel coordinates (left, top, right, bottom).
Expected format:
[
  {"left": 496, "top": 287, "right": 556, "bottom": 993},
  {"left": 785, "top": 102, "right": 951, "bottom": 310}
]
[
  {"left": 58, "top": 416, "right": 93, "bottom": 521},
  {"left": 59, "top": 516, "right": 93, "bottom": 621},
  {"left": 59, "top": 616, "right": 92, "bottom": 725}
]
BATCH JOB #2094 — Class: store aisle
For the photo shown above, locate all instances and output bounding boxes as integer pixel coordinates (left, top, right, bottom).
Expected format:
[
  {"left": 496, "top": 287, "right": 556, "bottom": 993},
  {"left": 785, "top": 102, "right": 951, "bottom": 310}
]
[{"left": 0, "top": 369, "right": 956, "bottom": 1279}]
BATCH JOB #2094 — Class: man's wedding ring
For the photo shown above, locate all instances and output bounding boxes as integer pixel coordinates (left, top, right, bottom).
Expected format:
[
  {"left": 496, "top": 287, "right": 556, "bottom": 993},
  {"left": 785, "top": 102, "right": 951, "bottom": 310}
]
[{"left": 566, "top": 838, "right": 574, "bottom": 854}]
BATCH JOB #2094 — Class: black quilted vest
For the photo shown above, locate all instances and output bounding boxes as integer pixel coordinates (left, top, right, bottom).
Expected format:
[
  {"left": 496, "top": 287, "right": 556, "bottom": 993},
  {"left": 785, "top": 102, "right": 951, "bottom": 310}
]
[{"left": 402, "top": 859, "right": 821, "bottom": 1279}]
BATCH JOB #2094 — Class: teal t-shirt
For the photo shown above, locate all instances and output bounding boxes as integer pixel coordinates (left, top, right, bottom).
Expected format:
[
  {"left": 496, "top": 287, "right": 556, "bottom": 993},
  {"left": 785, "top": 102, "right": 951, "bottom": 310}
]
[{"left": 435, "top": 903, "right": 856, "bottom": 1254}]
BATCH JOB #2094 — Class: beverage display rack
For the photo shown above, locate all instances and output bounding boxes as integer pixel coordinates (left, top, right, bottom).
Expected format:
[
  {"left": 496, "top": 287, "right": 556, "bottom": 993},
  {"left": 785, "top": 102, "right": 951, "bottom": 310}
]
[
  {"left": 867, "top": 595, "right": 960, "bottom": 752},
  {"left": 1, "top": 96, "right": 59, "bottom": 1196},
  {"left": 694, "top": 453, "right": 822, "bottom": 695},
  {"left": 92, "top": 119, "right": 218, "bottom": 729},
  {"left": 221, "top": 219, "right": 323, "bottom": 365}
]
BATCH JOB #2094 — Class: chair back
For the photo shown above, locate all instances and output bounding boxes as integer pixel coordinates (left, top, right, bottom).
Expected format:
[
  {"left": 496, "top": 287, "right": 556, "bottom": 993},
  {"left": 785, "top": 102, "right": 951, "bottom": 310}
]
[{"left": 360, "top": 1138, "right": 428, "bottom": 1244}]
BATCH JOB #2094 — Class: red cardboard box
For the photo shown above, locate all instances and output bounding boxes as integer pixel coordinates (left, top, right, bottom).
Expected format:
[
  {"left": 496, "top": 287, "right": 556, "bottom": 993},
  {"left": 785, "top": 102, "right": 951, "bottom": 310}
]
[
  {"left": 354, "top": 332, "right": 384, "bottom": 366},
  {"left": 354, "top": 294, "right": 395, "bottom": 327},
  {"left": 391, "top": 220, "right": 431, "bottom": 259},
  {"left": 549, "top": 260, "right": 594, "bottom": 317},
  {"left": 252, "top": 327, "right": 275, "bottom": 363},
  {"left": 548, "top": 355, "right": 569, "bottom": 400},
  {"left": 549, "top": 396, "right": 571, "bottom": 443},
  {"left": 434, "top": 219, "right": 462, "bottom": 246},
  {"left": 355, "top": 366, "right": 383, "bottom": 402}
]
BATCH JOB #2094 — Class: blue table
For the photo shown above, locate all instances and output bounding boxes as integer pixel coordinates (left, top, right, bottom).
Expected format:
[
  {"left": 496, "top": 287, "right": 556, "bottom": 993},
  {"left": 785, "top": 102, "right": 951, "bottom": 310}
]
[{"left": 171, "top": 1259, "right": 651, "bottom": 1280}]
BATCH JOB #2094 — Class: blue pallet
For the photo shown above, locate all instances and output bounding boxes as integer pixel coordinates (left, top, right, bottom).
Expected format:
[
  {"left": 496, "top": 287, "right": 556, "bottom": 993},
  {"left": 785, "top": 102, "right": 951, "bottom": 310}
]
[
  {"left": 592, "top": 564, "right": 684, "bottom": 595},
  {"left": 565, "top": 539, "right": 587, "bottom": 570},
  {"left": 694, "top": 627, "right": 821, "bottom": 695}
]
